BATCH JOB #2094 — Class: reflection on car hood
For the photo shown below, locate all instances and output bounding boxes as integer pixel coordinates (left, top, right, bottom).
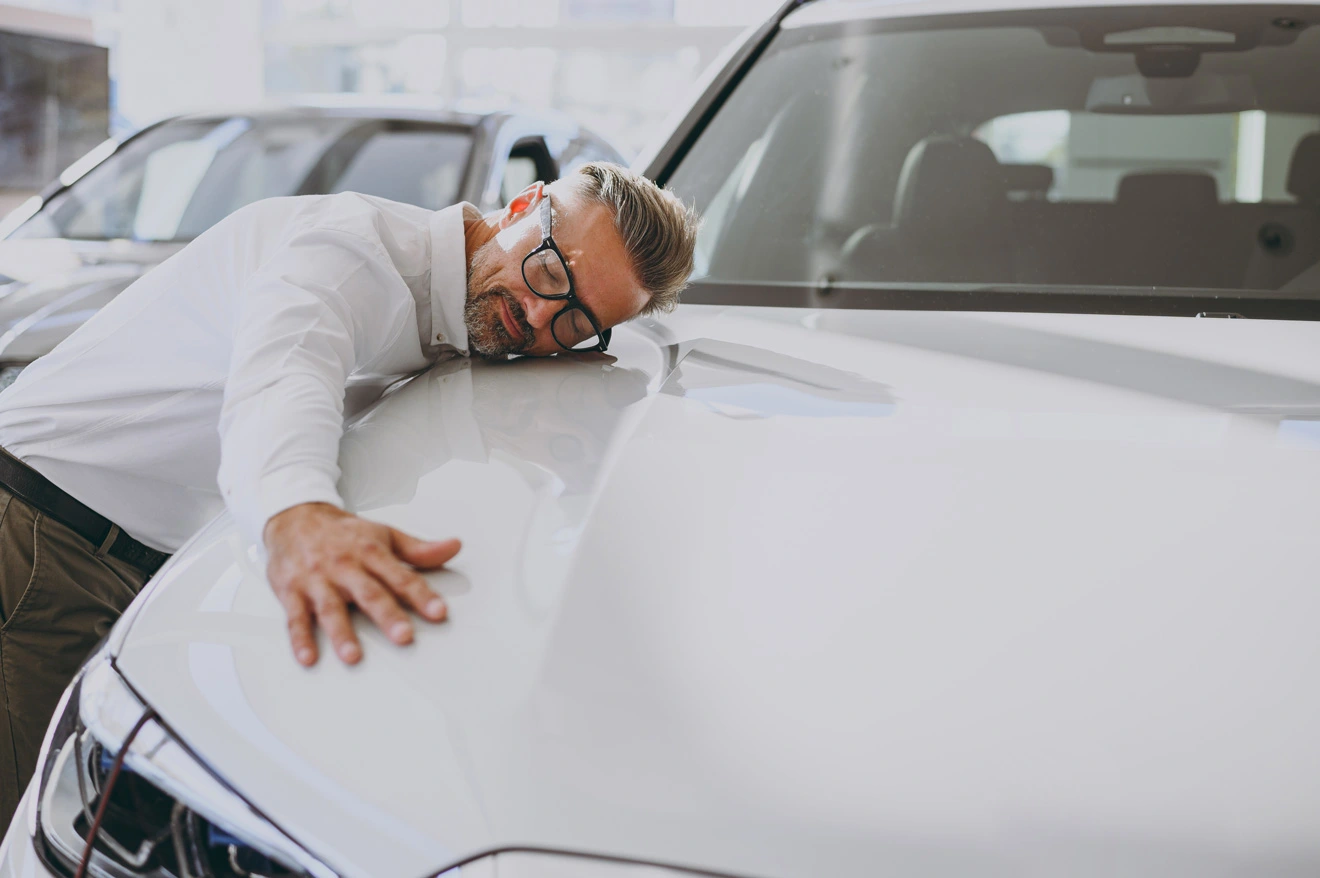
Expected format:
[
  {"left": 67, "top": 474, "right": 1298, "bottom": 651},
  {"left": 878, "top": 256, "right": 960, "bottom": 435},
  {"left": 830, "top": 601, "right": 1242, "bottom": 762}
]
[
  {"left": 0, "top": 238, "right": 181, "bottom": 362},
  {"left": 114, "top": 307, "right": 1320, "bottom": 878}
]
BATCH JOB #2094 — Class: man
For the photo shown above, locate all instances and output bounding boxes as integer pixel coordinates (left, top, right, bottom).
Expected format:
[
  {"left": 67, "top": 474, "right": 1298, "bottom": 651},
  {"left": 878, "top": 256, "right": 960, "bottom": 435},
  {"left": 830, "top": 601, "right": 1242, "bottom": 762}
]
[{"left": 0, "top": 162, "right": 699, "bottom": 828}]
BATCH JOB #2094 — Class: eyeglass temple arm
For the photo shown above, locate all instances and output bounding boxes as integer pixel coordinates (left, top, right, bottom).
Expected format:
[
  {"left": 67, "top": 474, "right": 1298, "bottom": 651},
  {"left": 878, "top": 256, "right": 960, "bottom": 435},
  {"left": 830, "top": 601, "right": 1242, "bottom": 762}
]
[{"left": 539, "top": 192, "right": 554, "bottom": 237}]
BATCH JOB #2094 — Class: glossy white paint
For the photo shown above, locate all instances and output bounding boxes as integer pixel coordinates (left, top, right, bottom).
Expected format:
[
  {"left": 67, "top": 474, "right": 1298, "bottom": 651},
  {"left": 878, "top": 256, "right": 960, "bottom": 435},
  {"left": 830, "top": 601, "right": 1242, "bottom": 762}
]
[
  {"left": 99, "top": 306, "right": 1320, "bottom": 878},
  {"left": 0, "top": 786, "right": 41, "bottom": 878}
]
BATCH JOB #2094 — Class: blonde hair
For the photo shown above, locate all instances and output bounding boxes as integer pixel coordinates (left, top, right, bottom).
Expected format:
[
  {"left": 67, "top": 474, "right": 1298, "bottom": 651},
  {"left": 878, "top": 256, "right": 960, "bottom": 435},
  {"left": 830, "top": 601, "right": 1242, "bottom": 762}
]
[{"left": 569, "top": 162, "right": 701, "bottom": 316}]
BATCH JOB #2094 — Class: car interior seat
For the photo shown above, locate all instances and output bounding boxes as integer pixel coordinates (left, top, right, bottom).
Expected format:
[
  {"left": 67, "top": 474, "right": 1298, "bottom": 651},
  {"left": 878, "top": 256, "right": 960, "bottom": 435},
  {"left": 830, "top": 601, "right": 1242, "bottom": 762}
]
[
  {"left": 839, "top": 135, "right": 1014, "bottom": 284},
  {"left": 1109, "top": 170, "right": 1227, "bottom": 288},
  {"left": 1116, "top": 170, "right": 1219, "bottom": 208},
  {"left": 1001, "top": 163, "right": 1054, "bottom": 201},
  {"left": 1243, "top": 132, "right": 1320, "bottom": 290}
]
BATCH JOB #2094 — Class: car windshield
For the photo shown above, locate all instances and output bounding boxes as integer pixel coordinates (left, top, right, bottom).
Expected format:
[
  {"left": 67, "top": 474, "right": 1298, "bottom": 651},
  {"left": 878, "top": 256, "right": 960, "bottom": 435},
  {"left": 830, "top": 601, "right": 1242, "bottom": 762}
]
[
  {"left": 664, "top": 4, "right": 1320, "bottom": 317},
  {"left": 13, "top": 115, "right": 472, "bottom": 242}
]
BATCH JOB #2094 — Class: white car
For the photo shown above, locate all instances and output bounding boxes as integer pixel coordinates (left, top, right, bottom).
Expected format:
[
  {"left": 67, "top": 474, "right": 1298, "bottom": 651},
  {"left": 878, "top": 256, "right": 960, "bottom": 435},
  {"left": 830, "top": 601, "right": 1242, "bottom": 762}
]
[{"left": 5, "top": 0, "right": 1320, "bottom": 876}]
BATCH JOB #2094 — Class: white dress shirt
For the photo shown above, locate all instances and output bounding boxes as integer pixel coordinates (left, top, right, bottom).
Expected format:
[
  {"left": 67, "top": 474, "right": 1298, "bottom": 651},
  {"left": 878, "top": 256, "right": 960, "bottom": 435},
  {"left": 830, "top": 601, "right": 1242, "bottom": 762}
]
[{"left": 0, "top": 193, "right": 471, "bottom": 552}]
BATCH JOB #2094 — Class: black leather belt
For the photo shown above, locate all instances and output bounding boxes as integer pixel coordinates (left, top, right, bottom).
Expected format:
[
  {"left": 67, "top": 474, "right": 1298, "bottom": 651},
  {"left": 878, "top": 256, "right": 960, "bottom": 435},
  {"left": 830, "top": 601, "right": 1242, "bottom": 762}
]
[{"left": 0, "top": 447, "right": 170, "bottom": 576}]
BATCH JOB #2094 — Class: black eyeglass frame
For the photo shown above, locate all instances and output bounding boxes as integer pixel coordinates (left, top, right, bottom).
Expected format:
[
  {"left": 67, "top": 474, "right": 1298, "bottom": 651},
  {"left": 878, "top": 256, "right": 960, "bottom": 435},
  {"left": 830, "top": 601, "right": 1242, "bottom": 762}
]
[{"left": 520, "top": 193, "right": 612, "bottom": 353}]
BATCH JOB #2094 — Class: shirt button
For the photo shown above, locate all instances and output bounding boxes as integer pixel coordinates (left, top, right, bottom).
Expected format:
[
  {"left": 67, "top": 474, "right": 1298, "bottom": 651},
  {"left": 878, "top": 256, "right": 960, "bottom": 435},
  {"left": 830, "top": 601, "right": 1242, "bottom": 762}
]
[{"left": 435, "top": 332, "right": 445, "bottom": 343}]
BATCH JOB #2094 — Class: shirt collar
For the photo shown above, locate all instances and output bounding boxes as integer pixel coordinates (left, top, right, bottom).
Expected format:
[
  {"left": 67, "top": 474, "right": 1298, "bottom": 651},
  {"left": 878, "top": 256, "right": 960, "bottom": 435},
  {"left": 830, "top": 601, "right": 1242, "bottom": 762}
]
[{"left": 428, "top": 202, "right": 472, "bottom": 356}]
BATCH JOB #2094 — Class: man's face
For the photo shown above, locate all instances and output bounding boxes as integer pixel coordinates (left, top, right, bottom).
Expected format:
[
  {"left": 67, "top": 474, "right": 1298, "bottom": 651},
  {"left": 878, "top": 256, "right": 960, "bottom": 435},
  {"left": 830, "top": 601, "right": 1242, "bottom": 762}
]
[{"left": 464, "top": 183, "right": 648, "bottom": 358}]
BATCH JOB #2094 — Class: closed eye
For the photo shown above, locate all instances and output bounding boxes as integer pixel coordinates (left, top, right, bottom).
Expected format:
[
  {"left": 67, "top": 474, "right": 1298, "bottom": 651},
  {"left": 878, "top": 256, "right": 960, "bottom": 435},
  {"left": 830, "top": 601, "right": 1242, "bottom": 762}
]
[
  {"left": 537, "top": 251, "right": 565, "bottom": 285},
  {"left": 556, "top": 307, "right": 595, "bottom": 345},
  {"left": 569, "top": 310, "right": 592, "bottom": 339}
]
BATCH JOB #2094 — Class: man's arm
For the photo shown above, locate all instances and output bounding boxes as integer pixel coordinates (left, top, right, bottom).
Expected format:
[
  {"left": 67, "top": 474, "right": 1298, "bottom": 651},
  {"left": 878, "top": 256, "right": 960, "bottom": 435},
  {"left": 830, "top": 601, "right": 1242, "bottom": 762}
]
[{"left": 218, "top": 217, "right": 458, "bottom": 667}]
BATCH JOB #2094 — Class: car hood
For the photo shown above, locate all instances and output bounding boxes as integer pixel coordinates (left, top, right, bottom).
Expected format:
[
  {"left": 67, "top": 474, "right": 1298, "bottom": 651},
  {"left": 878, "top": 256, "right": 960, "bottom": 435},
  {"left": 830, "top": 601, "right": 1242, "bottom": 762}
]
[
  {"left": 114, "top": 306, "right": 1320, "bottom": 878},
  {"left": 0, "top": 238, "right": 180, "bottom": 361}
]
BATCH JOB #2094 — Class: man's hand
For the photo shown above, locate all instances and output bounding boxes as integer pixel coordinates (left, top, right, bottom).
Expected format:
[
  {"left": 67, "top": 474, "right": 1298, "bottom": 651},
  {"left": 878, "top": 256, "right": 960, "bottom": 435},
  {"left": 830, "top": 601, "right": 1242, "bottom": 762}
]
[{"left": 263, "top": 502, "right": 460, "bottom": 667}]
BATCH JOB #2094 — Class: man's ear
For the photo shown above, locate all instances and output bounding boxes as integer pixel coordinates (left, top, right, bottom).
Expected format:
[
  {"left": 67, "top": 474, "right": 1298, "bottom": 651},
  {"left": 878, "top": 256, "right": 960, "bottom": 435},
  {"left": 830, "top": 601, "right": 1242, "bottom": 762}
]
[{"left": 500, "top": 181, "right": 545, "bottom": 230}]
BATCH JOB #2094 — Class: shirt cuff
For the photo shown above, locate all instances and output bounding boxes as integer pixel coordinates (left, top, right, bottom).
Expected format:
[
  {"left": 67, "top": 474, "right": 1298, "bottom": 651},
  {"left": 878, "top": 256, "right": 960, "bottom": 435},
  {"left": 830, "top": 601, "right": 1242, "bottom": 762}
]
[{"left": 252, "top": 466, "right": 344, "bottom": 546}]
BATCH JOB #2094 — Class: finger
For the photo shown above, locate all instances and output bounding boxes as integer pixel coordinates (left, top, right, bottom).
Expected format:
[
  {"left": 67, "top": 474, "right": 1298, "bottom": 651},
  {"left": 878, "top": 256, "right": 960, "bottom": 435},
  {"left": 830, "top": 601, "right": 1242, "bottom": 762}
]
[
  {"left": 335, "top": 565, "right": 414, "bottom": 646},
  {"left": 280, "top": 590, "right": 318, "bottom": 667},
  {"left": 308, "top": 579, "right": 362, "bottom": 664},
  {"left": 391, "top": 531, "right": 461, "bottom": 570},
  {"left": 363, "top": 553, "right": 448, "bottom": 622}
]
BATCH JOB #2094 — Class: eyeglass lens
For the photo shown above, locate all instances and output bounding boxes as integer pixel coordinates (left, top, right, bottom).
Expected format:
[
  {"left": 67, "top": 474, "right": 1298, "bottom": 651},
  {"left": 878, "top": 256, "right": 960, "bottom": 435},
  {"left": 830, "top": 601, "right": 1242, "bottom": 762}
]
[
  {"left": 552, "top": 306, "right": 603, "bottom": 351},
  {"left": 525, "top": 248, "right": 571, "bottom": 298}
]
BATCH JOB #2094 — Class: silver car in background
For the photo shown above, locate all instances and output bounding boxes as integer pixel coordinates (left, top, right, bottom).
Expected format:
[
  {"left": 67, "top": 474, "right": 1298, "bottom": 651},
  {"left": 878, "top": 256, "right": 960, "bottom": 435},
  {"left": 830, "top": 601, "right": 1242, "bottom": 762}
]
[{"left": 0, "top": 104, "right": 623, "bottom": 389}]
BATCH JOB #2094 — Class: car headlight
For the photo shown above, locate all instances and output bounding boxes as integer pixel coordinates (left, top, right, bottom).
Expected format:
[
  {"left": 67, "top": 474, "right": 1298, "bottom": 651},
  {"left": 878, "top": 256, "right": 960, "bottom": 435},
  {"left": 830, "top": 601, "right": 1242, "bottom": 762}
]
[{"left": 29, "top": 648, "right": 334, "bottom": 878}]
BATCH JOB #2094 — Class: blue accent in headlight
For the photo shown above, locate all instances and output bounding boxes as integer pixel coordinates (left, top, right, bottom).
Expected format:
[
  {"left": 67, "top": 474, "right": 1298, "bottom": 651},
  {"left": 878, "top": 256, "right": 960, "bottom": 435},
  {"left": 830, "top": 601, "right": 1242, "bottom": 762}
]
[
  {"left": 207, "top": 822, "right": 287, "bottom": 874},
  {"left": 96, "top": 745, "right": 142, "bottom": 779},
  {"left": 206, "top": 824, "right": 245, "bottom": 848}
]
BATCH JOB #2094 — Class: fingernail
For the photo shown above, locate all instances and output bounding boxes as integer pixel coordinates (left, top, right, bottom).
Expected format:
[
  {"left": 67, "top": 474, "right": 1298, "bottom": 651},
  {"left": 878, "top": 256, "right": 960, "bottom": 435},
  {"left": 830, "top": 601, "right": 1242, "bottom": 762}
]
[
  {"left": 390, "top": 622, "right": 413, "bottom": 643},
  {"left": 297, "top": 648, "right": 315, "bottom": 665},
  {"left": 338, "top": 643, "right": 361, "bottom": 663},
  {"left": 426, "top": 598, "right": 447, "bottom": 619}
]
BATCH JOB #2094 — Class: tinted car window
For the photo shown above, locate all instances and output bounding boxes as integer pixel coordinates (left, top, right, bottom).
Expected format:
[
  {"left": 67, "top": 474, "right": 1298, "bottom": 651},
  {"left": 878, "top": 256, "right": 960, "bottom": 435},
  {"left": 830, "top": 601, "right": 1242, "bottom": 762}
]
[
  {"left": 327, "top": 126, "right": 470, "bottom": 211},
  {"left": 17, "top": 117, "right": 354, "bottom": 241},
  {"left": 560, "top": 138, "right": 625, "bottom": 175},
  {"left": 501, "top": 155, "right": 541, "bottom": 205},
  {"left": 14, "top": 116, "right": 472, "bottom": 242},
  {"left": 665, "top": 6, "right": 1320, "bottom": 296}
]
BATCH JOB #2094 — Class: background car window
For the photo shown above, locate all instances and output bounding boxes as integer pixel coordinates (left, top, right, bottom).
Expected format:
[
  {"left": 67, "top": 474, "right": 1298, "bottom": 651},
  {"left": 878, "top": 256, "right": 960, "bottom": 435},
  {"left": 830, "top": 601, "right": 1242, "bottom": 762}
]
[
  {"left": 500, "top": 154, "right": 540, "bottom": 205},
  {"left": 558, "top": 137, "right": 625, "bottom": 175},
  {"left": 17, "top": 116, "right": 353, "bottom": 241},
  {"left": 176, "top": 118, "right": 358, "bottom": 236},
  {"left": 13, "top": 116, "right": 471, "bottom": 242},
  {"left": 500, "top": 138, "right": 557, "bottom": 206},
  {"left": 21, "top": 118, "right": 223, "bottom": 240},
  {"left": 325, "top": 125, "right": 470, "bottom": 210},
  {"left": 665, "top": 9, "right": 1320, "bottom": 294}
]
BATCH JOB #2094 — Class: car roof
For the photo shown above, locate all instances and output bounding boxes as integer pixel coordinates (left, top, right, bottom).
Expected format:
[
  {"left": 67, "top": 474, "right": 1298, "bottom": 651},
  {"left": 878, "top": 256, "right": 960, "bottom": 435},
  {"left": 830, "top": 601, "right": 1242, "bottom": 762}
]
[
  {"left": 171, "top": 102, "right": 481, "bottom": 128},
  {"left": 785, "top": 0, "right": 1319, "bottom": 26},
  {"left": 168, "top": 99, "right": 588, "bottom": 135}
]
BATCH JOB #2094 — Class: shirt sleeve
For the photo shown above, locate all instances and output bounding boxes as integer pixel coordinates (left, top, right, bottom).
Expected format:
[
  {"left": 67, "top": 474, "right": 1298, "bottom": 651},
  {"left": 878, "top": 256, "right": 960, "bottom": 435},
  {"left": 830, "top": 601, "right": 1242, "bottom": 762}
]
[{"left": 216, "top": 217, "right": 417, "bottom": 550}]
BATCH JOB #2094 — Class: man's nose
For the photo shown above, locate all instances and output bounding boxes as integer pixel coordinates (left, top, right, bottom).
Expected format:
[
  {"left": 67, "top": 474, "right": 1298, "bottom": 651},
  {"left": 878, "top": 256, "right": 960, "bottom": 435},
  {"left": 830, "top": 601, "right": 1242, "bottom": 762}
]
[{"left": 520, "top": 292, "right": 561, "bottom": 328}]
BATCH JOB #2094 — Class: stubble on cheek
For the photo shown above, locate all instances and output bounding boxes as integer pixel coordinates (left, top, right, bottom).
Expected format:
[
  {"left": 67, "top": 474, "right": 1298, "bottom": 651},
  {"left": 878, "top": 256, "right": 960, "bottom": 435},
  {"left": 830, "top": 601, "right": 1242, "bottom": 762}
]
[
  {"left": 464, "top": 242, "right": 537, "bottom": 357},
  {"left": 465, "top": 288, "right": 540, "bottom": 357},
  {"left": 464, "top": 292, "right": 509, "bottom": 356},
  {"left": 465, "top": 246, "right": 510, "bottom": 356}
]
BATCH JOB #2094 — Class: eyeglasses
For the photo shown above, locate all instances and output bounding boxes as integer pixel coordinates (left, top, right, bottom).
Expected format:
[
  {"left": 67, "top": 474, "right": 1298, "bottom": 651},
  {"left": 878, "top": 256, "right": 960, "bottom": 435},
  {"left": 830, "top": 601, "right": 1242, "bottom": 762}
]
[{"left": 521, "top": 193, "right": 612, "bottom": 353}]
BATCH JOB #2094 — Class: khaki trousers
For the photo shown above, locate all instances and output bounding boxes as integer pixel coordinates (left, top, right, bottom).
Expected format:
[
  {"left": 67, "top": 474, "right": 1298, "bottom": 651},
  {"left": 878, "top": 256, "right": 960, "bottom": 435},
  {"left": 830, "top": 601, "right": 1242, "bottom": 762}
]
[{"left": 0, "top": 486, "right": 147, "bottom": 835}]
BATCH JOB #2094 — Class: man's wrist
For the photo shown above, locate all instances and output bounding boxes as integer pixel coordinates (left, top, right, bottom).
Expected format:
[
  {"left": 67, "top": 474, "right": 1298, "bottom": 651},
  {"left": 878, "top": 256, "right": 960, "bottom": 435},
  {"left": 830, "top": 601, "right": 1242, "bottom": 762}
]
[{"left": 262, "top": 501, "right": 346, "bottom": 546}]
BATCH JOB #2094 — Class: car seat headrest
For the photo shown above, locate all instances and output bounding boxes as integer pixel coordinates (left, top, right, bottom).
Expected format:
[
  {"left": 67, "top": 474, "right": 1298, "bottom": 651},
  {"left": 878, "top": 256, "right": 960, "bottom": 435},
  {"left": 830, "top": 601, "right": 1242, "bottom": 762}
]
[
  {"left": 1001, "top": 163, "right": 1054, "bottom": 197},
  {"left": 1286, "top": 132, "right": 1320, "bottom": 203},
  {"left": 893, "top": 135, "right": 1006, "bottom": 230},
  {"left": 1116, "top": 171, "right": 1219, "bottom": 208}
]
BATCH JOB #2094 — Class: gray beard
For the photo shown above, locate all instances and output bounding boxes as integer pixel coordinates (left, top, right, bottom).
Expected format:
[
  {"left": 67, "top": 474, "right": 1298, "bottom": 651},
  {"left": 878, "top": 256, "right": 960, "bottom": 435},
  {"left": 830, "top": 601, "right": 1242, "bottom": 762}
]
[
  {"left": 464, "top": 294, "right": 514, "bottom": 357},
  {"left": 464, "top": 239, "right": 535, "bottom": 357}
]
